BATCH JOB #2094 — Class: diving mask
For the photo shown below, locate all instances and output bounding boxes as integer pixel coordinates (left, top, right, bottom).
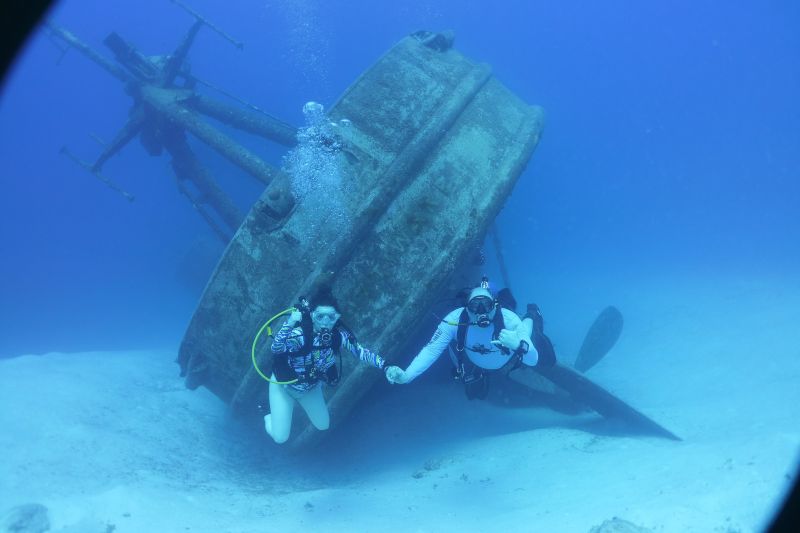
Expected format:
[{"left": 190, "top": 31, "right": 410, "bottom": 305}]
[
  {"left": 312, "top": 310, "right": 339, "bottom": 322},
  {"left": 467, "top": 295, "right": 494, "bottom": 315},
  {"left": 312, "top": 308, "right": 340, "bottom": 326}
]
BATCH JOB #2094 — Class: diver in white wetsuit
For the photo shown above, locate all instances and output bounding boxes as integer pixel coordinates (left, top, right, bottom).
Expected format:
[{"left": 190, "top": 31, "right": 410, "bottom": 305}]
[{"left": 386, "top": 278, "right": 552, "bottom": 399}]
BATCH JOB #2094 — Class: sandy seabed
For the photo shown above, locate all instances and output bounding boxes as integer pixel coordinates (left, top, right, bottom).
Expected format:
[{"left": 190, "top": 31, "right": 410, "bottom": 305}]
[{"left": 2, "top": 273, "right": 799, "bottom": 532}]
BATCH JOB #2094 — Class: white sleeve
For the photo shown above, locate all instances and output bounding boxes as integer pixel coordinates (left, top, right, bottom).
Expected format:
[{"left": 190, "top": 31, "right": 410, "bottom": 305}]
[
  {"left": 403, "top": 312, "right": 459, "bottom": 382},
  {"left": 502, "top": 309, "right": 538, "bottom": 366}
]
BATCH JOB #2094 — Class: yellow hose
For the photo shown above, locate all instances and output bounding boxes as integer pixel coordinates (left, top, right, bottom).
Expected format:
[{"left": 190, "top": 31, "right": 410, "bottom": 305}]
[{"left": 251, "top": 307, "right": 299, "bottom": 385}]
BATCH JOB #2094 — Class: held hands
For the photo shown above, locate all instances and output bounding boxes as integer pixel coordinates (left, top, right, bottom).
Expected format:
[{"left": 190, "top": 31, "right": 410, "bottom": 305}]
[
  {"left": 492, "top": 329, "right": 522, "bottom": 353},
  {"left": 384, "top": 365, "right": 408, "bottom": 385}
]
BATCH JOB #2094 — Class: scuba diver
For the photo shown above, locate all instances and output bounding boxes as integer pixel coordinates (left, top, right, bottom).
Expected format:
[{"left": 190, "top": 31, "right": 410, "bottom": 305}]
[
  {"left": 264, "top": 286, "right": 390, "bottom": 444},
  {"left": 385, "top": 277, "right": 556, "bottom": 399}
]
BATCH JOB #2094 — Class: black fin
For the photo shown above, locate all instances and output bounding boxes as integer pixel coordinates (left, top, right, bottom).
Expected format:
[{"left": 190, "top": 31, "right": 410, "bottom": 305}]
[
  {"left": 532, "top": 363, "right": 681, "bottom": 441},
  {"left": 574, "top": 306, "right": 623, "bottom": 373}
]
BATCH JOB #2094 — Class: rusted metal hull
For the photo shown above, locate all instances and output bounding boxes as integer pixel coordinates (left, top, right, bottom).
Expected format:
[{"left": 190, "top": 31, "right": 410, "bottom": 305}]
[{"left": 177, "top": 33, "right": 545, "bottom": 446}]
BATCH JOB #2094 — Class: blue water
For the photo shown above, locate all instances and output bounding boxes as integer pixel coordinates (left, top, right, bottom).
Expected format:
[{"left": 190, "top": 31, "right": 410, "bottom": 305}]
[
  {"left": 1, "top": 1, "right": 798, "bottom": 356},
  {"left": 2, "top": 1, "right": 800, "bottom": 530}
]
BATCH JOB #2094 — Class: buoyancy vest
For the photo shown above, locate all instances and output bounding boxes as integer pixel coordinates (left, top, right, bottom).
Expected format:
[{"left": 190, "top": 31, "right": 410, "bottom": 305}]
[
  {"left": 274, "top": 319, "right": 353, "bottom": 386},
  {"left": 455, "top": 306, "right": 507, "bottom": 354}
]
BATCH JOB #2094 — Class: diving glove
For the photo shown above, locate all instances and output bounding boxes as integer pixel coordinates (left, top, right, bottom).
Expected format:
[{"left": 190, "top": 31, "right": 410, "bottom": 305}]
[{"left": 385, "top": 366, "right": 408, "bottom": 385}]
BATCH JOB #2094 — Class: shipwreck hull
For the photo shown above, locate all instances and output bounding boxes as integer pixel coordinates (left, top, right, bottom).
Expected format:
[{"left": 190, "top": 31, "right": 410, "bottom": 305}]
[{"left": 177, "top": 33, "right": 545, "bottom": 446}]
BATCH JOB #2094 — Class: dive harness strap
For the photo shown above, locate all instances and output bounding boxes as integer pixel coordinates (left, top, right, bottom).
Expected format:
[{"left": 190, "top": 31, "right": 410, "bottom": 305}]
[
  {"left": 455, "top": 305, "right": 506, "bottom": 352},
  {"left": 251, "top": 305, "right": 345, "bottom": 386},
  {"left": 276, "top": 320, "right": 349, "bottom": 386},
  {"left": 452, "top": 305, "right": 533, "bottom": 379}
]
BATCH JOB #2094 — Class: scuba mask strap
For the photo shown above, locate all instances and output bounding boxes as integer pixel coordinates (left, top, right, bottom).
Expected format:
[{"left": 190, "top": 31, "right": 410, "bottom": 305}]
[{"left": 456, "top": 308, "right": 470, "bottom": 352}]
